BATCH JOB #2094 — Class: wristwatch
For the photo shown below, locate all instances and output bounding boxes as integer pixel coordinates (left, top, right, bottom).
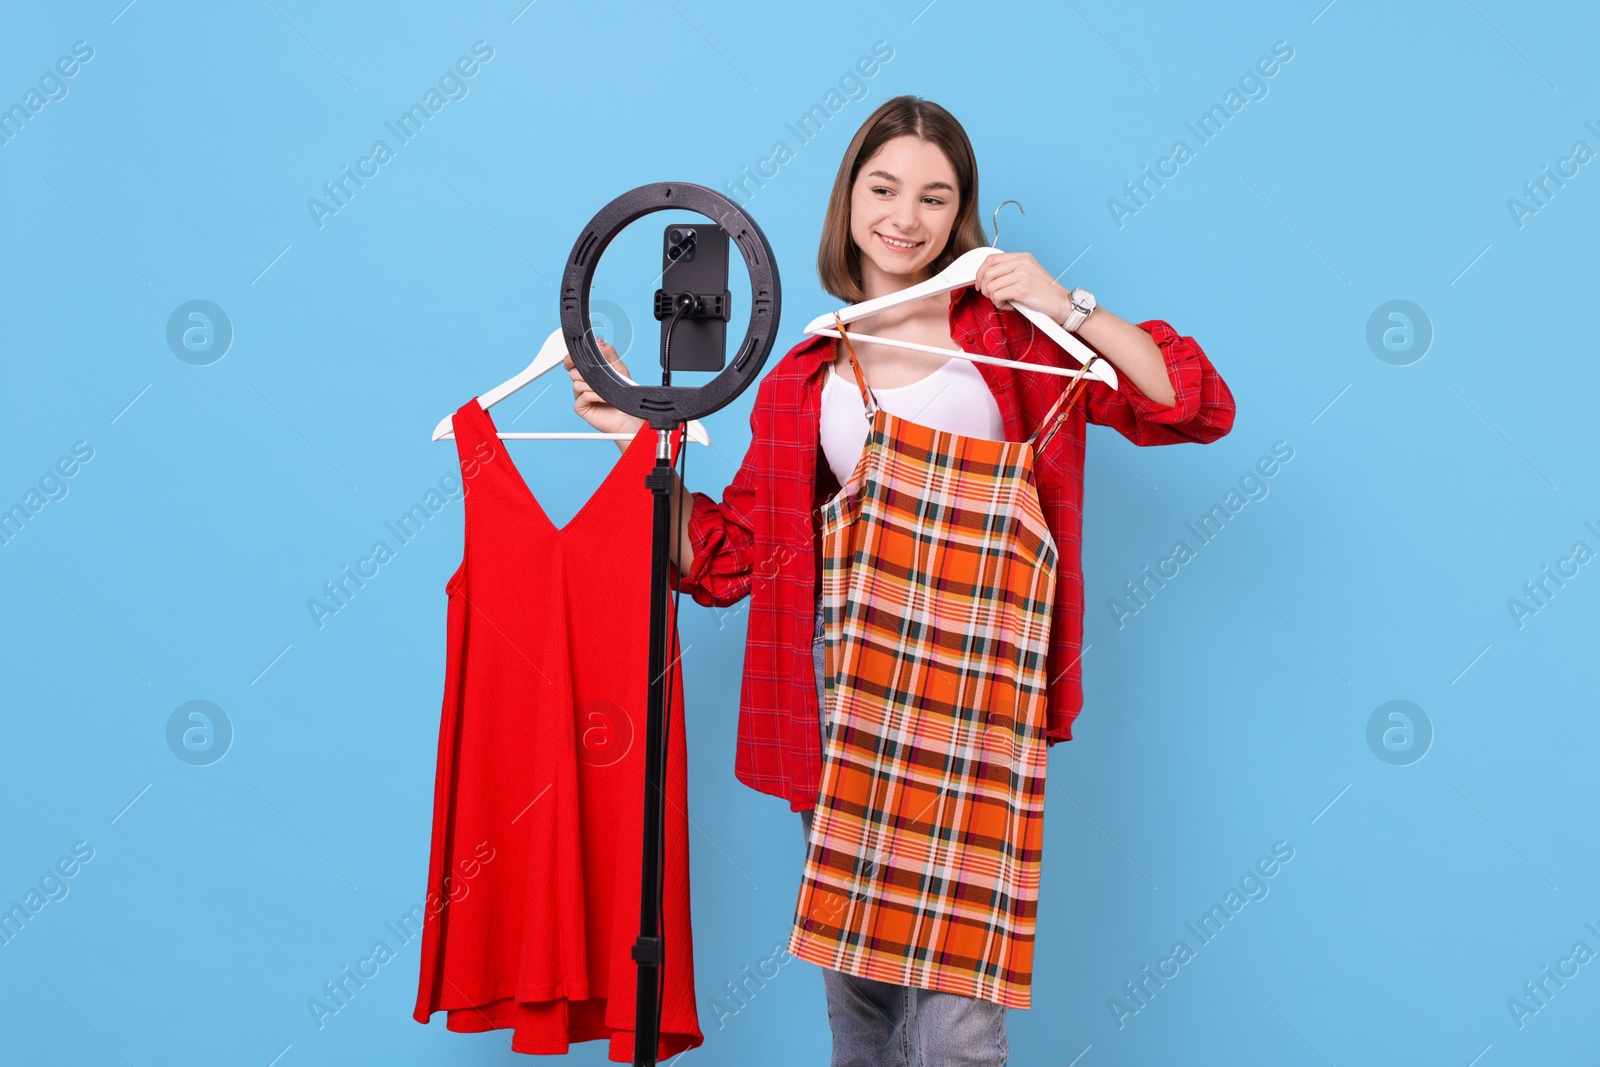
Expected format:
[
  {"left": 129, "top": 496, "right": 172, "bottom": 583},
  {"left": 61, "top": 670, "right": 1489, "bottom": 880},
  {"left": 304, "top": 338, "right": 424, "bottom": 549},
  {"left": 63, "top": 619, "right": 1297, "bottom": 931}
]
[{"left": 1062, "top": 287, "right": 1096, "bottom": 332}]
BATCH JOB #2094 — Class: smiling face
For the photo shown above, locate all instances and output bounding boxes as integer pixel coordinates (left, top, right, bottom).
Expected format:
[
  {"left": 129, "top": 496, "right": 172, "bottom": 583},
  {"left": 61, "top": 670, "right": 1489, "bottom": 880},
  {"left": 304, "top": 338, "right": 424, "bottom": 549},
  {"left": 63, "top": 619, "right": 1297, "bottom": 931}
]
[{"left": 847, "top": 135, "right": 961, "bottom": 299}]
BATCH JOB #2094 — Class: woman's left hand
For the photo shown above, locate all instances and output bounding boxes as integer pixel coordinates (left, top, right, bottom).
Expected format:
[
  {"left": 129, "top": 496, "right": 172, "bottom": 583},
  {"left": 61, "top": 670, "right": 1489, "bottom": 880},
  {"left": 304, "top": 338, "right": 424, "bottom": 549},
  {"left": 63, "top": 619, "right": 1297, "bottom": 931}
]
[{"left": 973, "top": 251, "right": 1075, "bottom": 322}]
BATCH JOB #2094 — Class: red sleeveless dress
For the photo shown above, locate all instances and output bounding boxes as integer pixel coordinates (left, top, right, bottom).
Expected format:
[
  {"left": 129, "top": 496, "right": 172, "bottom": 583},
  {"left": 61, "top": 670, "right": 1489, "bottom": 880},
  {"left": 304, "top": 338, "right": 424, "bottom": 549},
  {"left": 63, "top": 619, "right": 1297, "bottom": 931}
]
[{"left": 412, "top": 399, "right": 702, "bottom": 1060}]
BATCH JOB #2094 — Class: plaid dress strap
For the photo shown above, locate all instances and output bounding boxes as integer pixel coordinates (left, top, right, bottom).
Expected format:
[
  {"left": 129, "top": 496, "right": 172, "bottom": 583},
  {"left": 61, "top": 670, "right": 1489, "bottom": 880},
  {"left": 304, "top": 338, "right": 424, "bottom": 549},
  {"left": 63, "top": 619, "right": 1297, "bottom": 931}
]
[
  {"left": 833, "top": 312, "right": 878, "bottom": 419},
  {"left": 1028, "top": 353, "right": 1103, "bottom": 456}
]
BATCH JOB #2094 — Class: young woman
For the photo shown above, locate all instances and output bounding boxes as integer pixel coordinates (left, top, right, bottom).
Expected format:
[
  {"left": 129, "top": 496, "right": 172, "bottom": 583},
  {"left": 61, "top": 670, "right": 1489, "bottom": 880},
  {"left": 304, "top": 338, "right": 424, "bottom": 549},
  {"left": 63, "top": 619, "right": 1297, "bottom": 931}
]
[{"left": 566, "top": 95, "right": 1235, "bottom": 1066}]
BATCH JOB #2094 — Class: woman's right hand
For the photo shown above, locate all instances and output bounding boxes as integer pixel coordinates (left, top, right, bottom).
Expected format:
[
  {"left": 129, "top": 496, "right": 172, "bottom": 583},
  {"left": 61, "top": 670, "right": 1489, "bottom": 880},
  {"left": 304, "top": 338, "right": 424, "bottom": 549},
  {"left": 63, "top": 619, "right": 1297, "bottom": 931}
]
[{"left": 565, "top": 339, "right": 645, "bottom": 436}]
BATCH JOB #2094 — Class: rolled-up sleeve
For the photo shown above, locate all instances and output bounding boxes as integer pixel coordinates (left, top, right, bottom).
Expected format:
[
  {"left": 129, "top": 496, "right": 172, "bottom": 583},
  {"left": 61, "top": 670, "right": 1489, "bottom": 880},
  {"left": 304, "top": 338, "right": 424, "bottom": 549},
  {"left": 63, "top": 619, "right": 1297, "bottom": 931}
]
[
  {"left": 1084, "top": 319, "right": 1235, "bottom": 445},
  {"left": 668, "top": 383, "right": 765, "bottom": 609}
]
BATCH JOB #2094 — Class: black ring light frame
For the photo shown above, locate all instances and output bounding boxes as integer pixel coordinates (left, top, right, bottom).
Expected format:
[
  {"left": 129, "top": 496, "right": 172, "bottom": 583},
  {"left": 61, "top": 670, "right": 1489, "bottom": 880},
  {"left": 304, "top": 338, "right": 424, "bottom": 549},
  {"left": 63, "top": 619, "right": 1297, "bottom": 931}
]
[{"left": 559, "top": 182, "right": 781, "bottom": 429}]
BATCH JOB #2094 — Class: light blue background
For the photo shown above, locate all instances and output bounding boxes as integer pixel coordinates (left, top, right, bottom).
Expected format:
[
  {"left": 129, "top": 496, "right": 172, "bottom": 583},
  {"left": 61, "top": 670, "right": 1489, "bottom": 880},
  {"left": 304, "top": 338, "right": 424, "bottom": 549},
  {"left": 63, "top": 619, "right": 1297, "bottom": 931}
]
[{"left": 3, "top": 1, "right": 1597, "bottom": 1064}]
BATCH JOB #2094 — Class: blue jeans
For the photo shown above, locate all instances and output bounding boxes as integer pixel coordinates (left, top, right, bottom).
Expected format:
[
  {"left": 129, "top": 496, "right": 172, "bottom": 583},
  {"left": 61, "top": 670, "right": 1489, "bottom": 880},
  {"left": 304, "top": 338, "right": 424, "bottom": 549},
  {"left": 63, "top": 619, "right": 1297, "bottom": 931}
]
[{"left": 803, "top": 591, "right": 1010, "bottom": 1066}]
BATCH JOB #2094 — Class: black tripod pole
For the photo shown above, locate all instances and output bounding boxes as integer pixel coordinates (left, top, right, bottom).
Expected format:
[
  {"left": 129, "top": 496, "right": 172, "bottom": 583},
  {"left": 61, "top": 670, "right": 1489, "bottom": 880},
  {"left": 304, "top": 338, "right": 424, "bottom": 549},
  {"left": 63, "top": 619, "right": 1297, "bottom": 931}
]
[{"left": 632, "top": 428, "right": 677, "bottom": 1066}]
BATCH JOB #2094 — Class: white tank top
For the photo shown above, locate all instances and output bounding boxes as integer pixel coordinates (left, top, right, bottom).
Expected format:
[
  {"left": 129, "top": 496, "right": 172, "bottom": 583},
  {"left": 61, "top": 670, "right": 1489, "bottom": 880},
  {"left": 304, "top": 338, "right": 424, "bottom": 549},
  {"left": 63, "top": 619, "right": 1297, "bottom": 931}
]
[{"left": 819, "top": 356, "right": 1005, "bottom": 487}]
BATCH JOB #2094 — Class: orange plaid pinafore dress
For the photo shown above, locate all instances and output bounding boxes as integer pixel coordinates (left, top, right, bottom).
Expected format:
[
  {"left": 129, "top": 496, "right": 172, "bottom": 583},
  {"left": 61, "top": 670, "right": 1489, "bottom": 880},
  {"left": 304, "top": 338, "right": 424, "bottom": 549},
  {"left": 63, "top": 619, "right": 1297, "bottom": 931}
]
[{"left": 787, "top": 318, "right": 1099, "bottom": 1010}]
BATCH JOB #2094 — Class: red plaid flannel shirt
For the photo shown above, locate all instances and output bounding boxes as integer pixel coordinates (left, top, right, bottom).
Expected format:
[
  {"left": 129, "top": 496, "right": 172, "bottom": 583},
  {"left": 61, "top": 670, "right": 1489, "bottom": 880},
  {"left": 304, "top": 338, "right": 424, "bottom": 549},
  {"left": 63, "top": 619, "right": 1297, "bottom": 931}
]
[{"left": 670, "top": 285, "right": 1236, "bottom": 811}]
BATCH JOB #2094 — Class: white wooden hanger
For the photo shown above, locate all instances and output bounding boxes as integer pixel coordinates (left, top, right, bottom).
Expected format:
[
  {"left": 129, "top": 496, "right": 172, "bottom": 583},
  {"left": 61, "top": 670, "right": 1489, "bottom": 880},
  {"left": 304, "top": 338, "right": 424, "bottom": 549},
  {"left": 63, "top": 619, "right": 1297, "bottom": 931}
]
[
  {"left": 803, "top": 201, "right": 1118, "bottom": 390},
  {"left": 431, "top": 327, "right": 713, "bottom": 443}
]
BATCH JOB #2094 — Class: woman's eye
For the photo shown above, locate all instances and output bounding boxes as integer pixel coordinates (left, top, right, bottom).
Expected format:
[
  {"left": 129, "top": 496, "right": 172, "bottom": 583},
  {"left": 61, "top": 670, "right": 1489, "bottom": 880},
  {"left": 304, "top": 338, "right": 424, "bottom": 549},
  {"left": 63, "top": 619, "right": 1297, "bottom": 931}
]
[{"left": 868, "top": 187, "right": 942, "bottom": 205}]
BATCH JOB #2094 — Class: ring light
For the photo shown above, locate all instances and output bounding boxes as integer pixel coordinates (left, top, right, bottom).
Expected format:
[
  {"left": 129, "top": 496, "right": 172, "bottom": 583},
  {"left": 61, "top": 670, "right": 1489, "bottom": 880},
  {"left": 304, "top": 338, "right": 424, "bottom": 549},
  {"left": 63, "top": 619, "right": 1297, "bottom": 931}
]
[{"left": 559, "top": 182, "right": 781, "bottom": 429}]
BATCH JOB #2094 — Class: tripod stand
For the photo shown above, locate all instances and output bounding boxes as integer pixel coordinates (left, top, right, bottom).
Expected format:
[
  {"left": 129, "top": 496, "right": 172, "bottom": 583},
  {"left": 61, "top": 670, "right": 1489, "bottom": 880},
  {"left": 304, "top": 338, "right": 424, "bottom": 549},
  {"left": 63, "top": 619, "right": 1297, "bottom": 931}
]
[{"left": 560, "top": 183, "right": 780, "bottom": 1067}]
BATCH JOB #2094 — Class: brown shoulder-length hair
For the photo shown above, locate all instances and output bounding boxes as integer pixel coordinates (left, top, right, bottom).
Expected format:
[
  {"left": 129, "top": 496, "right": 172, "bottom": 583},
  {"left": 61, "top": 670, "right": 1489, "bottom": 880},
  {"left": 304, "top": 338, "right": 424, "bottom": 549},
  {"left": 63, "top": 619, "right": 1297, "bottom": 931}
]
[{"left": 817, "top": 95, "right": 988, "bottom": 303}]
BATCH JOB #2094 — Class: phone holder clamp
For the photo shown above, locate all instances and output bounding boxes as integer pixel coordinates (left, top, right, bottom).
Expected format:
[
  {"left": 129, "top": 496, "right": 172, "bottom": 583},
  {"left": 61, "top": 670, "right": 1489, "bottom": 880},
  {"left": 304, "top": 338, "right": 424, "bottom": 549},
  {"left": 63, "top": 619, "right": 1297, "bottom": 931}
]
[{"left": 652, "top": 289, "right": 731, "bottom": 321}]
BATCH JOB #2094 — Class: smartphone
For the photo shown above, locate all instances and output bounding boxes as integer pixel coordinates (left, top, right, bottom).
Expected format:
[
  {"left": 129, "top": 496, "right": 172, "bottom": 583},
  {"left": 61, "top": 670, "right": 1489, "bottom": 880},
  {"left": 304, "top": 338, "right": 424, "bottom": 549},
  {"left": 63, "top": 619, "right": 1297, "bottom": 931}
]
[{"left": 657, "top": 223, "right": 730, "bottom": 373}]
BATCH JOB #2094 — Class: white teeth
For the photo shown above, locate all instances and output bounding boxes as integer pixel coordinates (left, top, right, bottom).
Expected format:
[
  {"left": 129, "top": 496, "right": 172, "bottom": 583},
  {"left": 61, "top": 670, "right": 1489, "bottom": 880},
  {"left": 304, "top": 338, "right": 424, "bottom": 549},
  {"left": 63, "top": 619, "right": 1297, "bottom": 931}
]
[{"left": 880, "top": 234, "right": 920, "bottom": 249}]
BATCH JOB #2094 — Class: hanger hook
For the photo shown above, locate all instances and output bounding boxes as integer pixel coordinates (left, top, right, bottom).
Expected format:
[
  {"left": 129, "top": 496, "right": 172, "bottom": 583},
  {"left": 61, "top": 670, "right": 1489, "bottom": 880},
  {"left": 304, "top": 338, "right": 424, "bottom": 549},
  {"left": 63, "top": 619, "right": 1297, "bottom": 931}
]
[{"left": 991, "top": 199, "right": 1025, "bottom": 248}]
